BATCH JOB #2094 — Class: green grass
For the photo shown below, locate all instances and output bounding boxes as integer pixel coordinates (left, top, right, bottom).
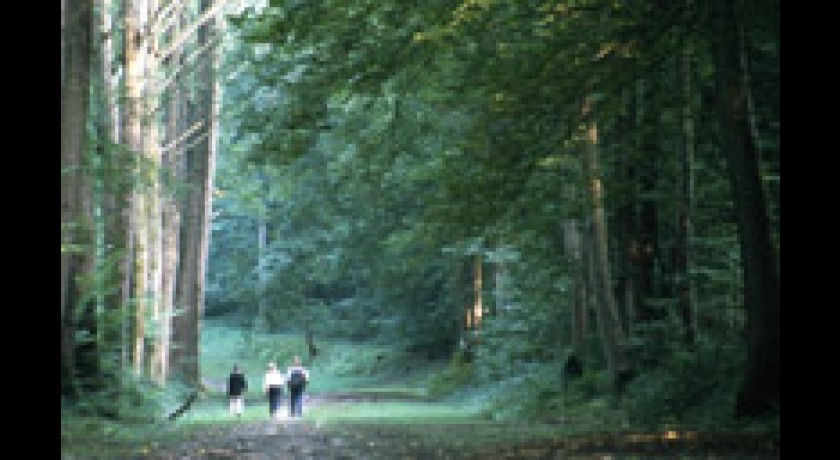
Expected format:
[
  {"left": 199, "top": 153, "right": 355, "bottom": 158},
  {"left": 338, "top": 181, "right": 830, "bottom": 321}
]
[
  {"left": 199, "top": 319, "right": 444, "bottom": 396},
  {"left": 307, "top": 400, "right": 485, "bottom": 424},
  {"left": 184, "top": 319, "right": 474, "bottom": 426},
  {"left": 64, "top": 321, "right": 780, "bottom": 459}
]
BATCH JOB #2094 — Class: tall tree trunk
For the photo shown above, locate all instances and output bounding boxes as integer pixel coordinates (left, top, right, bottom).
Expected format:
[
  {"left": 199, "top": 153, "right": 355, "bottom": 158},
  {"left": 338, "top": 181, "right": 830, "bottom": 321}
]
[
  {"left": 562, "top": 218, "right": 587, "bottom": 355},
  {"left": 123, "top": 0, "right": 142, "bottom": 363},
  {"left": 305, "top": 327, "right": 318, "bottom": 359},
  {"left": 118, "top": 0, "right": 136, "bottom": 375},
  {"left": 492, "top": 252, "right": 510, "bottom": 316},
  {"left": 580, "top": 98, "right": 633, "bottom": 393},
  {"left": 93, "top": 0, "right": 128, "bottom": 393},
  {"left": 454, "top": 255, "right": 468, "bottom": 334},
  {"left": 169, "top": 0, "right": 188, "bottom": 384},
  {"left": 195, "top": 0, "right": 221, "bottom": 388},
  {"left": 582, "top": 218, "right": 598, "bottom": 361},
  {"left": 614, "top": 86, "right": 636, "bottom": 336},
  {"left": 711, "top": 0, "right": 780, "bottom": 418},
  {"left": 676, "top": 34, "right": 697, "bottom": 347},
  {"left": 634, "top": 76, "right": 661, "bottom": 323},
  {"left": 61, "top": 0, "right": 94, "bottom": 400},
  {"left": 159, "top": 184, "right": 178, "bottom": 384},
  {"left": 172, "top": 0, "right": 218, "bottom": 386},
  {"left": 472, "top": 252, "right": 483, "bottom": 332},
  {"left": 159, "top": 5, "right": 184, "bottom": 383},
  {"left": 172, "top": 136, "right": 199, "bottom": 384},
  {"left": 464, "top": 262, "right": 474, "bottom": 331},
  {"left": 172, "top": 114, "right": 200, "bottom": 384},
  {"left": 143, "top": 0, "right": 166, "bottom": 384},
  {"left": 254, "top": 217, "right": 268, "bottom": 334},
  {"left": 124, "top": 0, "right": 150, "bottom": 377},
  {"left": 132, "top": 193, "right": 148, "bottom": 376},
  {"left": 171, "top": 1, "right": 199, "bottom": 385}
]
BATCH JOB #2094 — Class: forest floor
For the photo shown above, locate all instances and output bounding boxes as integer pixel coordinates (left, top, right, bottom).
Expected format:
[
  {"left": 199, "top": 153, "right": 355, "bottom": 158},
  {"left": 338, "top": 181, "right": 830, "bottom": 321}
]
[
  {"left": 62, "top": 321, "right": 779, "bottom": 459},
  {"left": 62, "top": 391, "right": 779, "bottom": 459}
]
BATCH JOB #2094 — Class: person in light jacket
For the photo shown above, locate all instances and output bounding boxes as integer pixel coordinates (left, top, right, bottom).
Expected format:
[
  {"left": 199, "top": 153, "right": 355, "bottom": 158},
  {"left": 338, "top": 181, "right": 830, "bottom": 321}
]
[{"left": 262, "top": 361, "right": 285, "bottom": 420}]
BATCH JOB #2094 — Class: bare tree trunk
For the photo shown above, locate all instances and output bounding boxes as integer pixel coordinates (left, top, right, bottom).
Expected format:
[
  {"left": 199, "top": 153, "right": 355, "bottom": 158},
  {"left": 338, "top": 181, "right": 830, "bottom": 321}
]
[
  {"left": 614, "top": 86, "right": 636, "bottom": 336},
  {"left": 583, "top": 218, "right": 598, "bottom": 357},
  {"left": 195, "top": 5, "right": 221, "bottom": 386},
  {"left": 676, "top": 34, "right": 697, "bottom": 347},
  {"left": 159, "top": 187, "right": 179, "bottom": 384},
  {"left": 172, "top": 0, "right": 218, "bottom": 386},
  {"left": 141, "top": 0, "right": 166, "bottom": 384},
  {"left": 305, "top": 328, "right": 318, "bottom": 359},
  {"left": 172, "top": 111, "right": 200, "bottom": 384},
  {"left": 492, "top": 254, "right": 510, "bottom": 316},
  {"left": 454, "top": 256, "right": 467, "bottom": 334},
  {"left": 159, "top": 2, "right": 184, "bottom": 384},
  {"left": 580, "top": 98, "right": 633, "bottom": 393},
  {"left": 118, "top": 0, "right": 135, "bottom": 374},
  {"left": 711, "top": 0, "right": 779, "bottom": 418},
  {"left": 171, "top": 1, "right": 200, "bottom": 385},
  {"left": 472, "top": 252, "right": 483, "bottom": 332},
  {"left": 61, "top": 0, "right": 93, "bottom": 399},
  {"left": 93, "top": 0, "right": 129, "bottom": 393},
  {"left": 169, "top": 0, "right": 188, "bottom": 384},
  {"left": 132, "top": 195, "right": 148, "bottom": 376},
  {"left": 634, "top": 77, "right": 661, "bottom": 323},
  {"left": 173, "top": 140, "right": 199, "bottom": 383},
  {"left": 562, "top": 218, "right": 587, "bottom": 353},
  {"left": 254, "top": 218, "right": 268, "bottom": 333},
  {"left": 124, "top": 0, "right": 148, "bottom": 376}
]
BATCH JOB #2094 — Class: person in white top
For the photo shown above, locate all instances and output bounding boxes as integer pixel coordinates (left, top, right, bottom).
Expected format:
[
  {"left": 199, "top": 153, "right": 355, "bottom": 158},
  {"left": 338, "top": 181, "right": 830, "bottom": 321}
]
[
  {"left": 262, "top": 362, "right": 285, "bottom": 420},
  {"left": 285, "top": 355, "right": 310, "bottom": 417}
]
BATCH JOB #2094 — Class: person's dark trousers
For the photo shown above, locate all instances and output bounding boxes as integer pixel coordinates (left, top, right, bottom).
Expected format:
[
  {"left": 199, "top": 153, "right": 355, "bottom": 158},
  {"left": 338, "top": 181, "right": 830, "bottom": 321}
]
[
  {"left": 268, "top": 386, "right": 283, "bottom": 417},
  {"left": 289, "top": 388, "right": 304, "bottom": 417}
]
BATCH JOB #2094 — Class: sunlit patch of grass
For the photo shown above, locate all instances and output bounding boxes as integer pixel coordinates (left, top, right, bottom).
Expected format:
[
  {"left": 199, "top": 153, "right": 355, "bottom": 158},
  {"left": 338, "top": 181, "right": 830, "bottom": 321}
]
[
  {"left": 199, "top": 320, "right": 307, "bottom": 394},
  {"left": 338, "top": 386, "right": 430, "bottom": 398},
  {"left": 307, "top": 400, "right": 484, "bottom": 424},
  {"left": 199, "top": 320, "right": 443, "bottom": 398},
  {"left": 176, "top": 393, "right": 272, "bottom": 424}
]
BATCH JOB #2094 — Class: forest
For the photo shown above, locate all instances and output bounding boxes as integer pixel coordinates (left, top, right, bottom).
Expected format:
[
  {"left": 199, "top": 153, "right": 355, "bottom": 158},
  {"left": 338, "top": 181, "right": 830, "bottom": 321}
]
[{"left": 61, "top": 0, "right": 779, "bottom": 458}]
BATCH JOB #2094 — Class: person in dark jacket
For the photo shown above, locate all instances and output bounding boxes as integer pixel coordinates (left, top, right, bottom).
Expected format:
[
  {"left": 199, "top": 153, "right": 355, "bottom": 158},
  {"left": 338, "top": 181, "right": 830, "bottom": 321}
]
[
  {"left": 227, "top": 364, "right": 248, "bottom": 417},
  {"left": 285, "top": 355, "right": 310, "bottom": 418}
]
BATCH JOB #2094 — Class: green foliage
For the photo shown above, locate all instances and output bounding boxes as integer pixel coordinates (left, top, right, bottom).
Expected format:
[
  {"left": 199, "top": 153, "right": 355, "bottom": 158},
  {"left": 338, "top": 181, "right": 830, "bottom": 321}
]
[
  {"left": 485, "top": 364, "right": 564, "bottom": 421},
  {"left": 427, "top": 352, "right": 475, "bottom": 398},
  {"left": 207, "top": 0, "right": 780, "bottom": 429},
  {"left": 622, "top": 340, "right": 745, "bottom": 429},
  {"left": 566, "top": 369, "right": 614, "bottom": 403},
  {"left": 62, "top": 370, "right": 183, "bottom": 427}
]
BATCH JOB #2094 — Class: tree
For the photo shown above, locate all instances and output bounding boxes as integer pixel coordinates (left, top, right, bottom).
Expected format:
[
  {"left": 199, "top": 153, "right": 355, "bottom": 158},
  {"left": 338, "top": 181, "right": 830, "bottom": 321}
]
[
  {"left": 710, "top": 0, "right": 780, "bottom": 418},
  {"left": 581, "top": 97, "right": 633, "bottom": 393},
  {"left": 62, "top": 0, "right": 226, "bottom": 411},
  {"left": 171, "top": 0, "right": 221, "bottom": 386},
  {"left": 675, "top": 20, "right": 697, "bottom": 346},
  {"left": 61, "top": 0, "right": 95, "bottom": 399}
]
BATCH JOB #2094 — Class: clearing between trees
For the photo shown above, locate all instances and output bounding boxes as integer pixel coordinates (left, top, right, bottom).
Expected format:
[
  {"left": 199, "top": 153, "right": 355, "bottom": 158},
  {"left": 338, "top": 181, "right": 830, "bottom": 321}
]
[{"left": 61, "top": 322, "right": 778, "bottom": 459}]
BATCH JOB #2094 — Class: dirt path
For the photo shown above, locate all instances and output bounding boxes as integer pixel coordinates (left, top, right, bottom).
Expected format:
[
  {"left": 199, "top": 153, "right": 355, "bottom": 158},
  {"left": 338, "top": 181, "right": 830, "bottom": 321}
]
[
  {"left": 63, "top": 394, "right": 779, "bottom": 459},
  {"left": 116, "top": 419, "right": 779, "bottom": 460}
]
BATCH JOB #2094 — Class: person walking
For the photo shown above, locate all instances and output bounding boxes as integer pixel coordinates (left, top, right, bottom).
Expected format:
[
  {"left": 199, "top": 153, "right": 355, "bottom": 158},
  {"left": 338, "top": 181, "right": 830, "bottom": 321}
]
[
  {"left": 285, "top": 355, "right": 310, "bottom": 418},
  {"left": 262, "top": 361, "right": 285, "bottom": 420},
  {"left": 227, "top": 364, "right": 248, "bottom": 418}
]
